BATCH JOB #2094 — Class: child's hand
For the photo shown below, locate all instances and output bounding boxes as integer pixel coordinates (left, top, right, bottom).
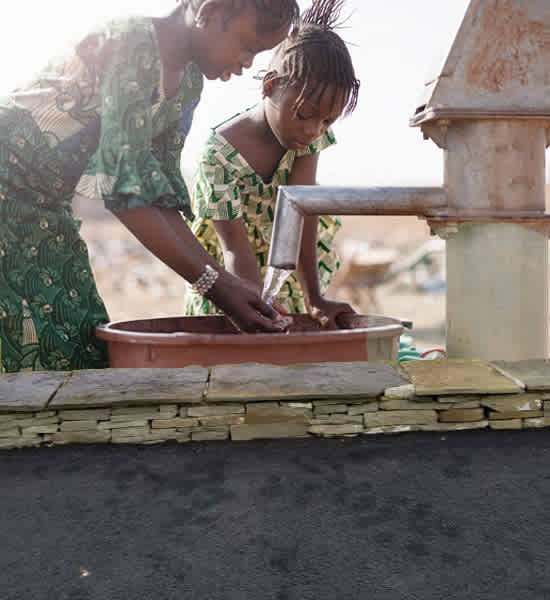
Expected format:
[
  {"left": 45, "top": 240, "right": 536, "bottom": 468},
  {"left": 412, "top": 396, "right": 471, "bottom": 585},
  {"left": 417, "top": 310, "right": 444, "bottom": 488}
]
[
  {"left": 306, "top": 298, "right": 356, "bottom": 330},
  {"left": 206, "top": 271, "right": 291, "bottom": 333},
  {"left": 261, "top": 294, "right": 294, "bottom": 330}
]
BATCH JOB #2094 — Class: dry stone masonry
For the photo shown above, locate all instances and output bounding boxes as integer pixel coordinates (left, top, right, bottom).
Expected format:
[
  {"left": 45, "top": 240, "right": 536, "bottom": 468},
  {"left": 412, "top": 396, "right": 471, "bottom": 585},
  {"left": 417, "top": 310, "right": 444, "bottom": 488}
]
[{"left": 1, "top": 359, "right": 550, "bottom": 450}]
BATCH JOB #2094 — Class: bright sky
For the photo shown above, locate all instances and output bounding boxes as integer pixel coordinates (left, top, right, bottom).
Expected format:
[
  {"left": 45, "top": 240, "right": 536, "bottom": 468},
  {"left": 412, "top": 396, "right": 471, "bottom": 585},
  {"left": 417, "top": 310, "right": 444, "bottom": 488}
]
[{"left": 2, "top": 0, "right": 498, "bottom": 188}]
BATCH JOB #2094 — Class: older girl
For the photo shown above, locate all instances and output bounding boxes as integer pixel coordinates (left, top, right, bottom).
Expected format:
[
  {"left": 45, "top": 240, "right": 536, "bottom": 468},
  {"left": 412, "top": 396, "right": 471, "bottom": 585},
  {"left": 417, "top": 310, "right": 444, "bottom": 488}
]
[{"left": 0, "top": 0, "right": 300, "bottom": 372}]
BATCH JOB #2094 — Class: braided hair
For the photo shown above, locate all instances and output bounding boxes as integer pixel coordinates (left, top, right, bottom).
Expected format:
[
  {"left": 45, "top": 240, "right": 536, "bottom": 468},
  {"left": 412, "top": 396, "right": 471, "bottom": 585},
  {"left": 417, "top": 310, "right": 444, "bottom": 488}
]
[
  {"left": 269, "top": 0, "right": 360, "bottom": 116},
  {"left": 178, "top": 0, "right": 300, "bottom": 33}
]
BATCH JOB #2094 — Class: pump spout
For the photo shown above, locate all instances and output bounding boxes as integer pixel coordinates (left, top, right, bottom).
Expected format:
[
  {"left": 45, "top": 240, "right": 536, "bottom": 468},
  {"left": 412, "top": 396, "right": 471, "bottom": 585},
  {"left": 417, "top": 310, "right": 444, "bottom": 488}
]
[{"left": 267, "top": 186, "right": 447, "bottom": 270}]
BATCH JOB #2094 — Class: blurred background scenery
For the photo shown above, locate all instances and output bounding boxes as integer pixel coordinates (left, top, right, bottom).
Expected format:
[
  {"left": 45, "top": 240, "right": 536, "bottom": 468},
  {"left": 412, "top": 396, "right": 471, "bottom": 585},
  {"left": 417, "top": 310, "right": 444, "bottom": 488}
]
[{"left": 3, "top": 0, "right": 550, "bottom": 349}]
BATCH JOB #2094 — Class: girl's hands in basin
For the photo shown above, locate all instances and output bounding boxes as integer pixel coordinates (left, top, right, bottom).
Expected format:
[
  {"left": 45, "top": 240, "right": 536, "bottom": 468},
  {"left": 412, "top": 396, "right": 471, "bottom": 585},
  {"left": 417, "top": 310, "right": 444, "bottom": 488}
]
[
  {"left": 306, "top": 298, "right": 356, "bottom": 330},
  {"left": 205, "top": 271, "right": 291, "bottom": 333}
]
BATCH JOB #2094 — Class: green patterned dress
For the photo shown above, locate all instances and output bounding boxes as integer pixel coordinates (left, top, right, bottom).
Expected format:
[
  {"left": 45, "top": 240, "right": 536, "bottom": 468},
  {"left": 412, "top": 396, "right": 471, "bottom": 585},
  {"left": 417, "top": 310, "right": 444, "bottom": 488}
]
[
  {"left": 184, "top": 113, "right": 341, "bottom": 315},
  {"left": 0, "top": 17, "right": 203, "bottom": 372}
]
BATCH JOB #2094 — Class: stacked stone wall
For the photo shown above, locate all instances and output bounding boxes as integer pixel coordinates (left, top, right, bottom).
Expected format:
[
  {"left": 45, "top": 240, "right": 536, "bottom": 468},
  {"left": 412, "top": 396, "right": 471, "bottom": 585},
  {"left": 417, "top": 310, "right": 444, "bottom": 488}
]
[{"left": 1, "top": 359, "right": 549, "bottom": 450}]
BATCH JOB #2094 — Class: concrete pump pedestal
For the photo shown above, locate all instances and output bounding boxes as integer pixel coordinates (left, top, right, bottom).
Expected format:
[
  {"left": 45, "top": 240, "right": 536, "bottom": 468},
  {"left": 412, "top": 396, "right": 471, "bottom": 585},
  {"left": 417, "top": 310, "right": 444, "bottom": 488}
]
[
  {"left": 444, "top": 121, "right": 548, "bottom": 213},
  {"left": 444, "top": 223, "right": 548, "bottom": 361},
  {"left": 432, "top": 118, "right": 550, "bottom": 361},
  {"left": 410, "top": 0, "right": 550, "bottom": 359}
]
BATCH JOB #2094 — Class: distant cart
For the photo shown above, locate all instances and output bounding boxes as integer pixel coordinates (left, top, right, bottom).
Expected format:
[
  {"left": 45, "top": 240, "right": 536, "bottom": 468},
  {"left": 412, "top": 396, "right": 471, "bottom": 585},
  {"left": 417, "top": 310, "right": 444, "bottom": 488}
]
[{"left": 335, "top": 238, "right": 445, "bottom": 311}]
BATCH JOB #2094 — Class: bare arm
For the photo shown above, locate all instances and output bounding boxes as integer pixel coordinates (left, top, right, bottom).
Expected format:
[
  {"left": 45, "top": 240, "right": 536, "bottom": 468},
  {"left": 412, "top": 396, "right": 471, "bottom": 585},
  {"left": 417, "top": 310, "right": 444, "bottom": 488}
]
[
  {"left": 116, "top": 205, "right": 217, "bottom": 282},
  {"left": 114, "top": 205, "right": 287, "bottom": 332},
  {"left": 288, "top": 154, "right": 354, "bottom": 326},
  {"left": 213, "top": 218, "right": 263, "bottom": 288},
  {"left": 288, "top": 154, "right": 323, "bottom": 306}
]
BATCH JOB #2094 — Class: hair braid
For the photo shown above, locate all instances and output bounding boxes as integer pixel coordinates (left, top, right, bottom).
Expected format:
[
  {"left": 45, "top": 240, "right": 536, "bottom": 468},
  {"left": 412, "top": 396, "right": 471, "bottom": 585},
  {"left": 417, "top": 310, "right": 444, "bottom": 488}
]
[
  {"left": 270, "top": 0, "right": 360, "bottom": 117},
  {"left": 302, "top": 0, "right": 345, "bottom": 29}
]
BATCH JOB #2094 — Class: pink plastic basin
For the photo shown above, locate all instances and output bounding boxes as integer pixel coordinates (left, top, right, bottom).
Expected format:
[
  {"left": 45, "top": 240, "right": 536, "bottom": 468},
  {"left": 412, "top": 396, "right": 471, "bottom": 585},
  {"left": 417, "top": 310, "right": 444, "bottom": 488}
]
[{"left": 96, "top": 313, "right": 403, "bottom": 368}]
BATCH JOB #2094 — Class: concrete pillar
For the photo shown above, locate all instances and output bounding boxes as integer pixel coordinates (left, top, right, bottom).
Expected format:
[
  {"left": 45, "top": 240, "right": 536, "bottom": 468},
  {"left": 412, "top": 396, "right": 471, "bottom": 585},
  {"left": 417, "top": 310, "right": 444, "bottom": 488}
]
[
  {"left": 445, "top": 223, "right": 548, "bottom": 361},
  {"left": 445, "top": 120, "right": 547, "bottom": 212},
  {"left": 443, "top": 120, "right": 548, "bottom": 360}
]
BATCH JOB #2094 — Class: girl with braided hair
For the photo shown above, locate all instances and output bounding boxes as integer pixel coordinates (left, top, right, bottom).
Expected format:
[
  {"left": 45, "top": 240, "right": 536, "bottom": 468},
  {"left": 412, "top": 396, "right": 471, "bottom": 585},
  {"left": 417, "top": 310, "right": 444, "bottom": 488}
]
[
  {"left": 185, "top": 0, "right": 360, "bottom": 327},
  {"left": 0, "top": 0, "right": 301, "bottom": 372}
]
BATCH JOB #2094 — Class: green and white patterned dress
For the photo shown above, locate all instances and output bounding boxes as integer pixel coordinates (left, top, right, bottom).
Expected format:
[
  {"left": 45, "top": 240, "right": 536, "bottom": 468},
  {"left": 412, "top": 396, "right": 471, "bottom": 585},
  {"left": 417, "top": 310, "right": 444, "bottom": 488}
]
[
  {"left": 0, "top": 17, "right": 203, "bottom": 372},
  {"left": 184, "top": 112, "right": 341, "bottom": 315}
]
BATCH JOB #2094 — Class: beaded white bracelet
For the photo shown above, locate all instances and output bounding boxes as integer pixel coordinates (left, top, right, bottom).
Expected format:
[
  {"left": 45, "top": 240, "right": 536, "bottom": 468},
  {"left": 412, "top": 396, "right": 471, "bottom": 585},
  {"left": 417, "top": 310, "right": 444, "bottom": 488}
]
[{"left": 191, "top": 264, "right": 219, "bottom": 296}]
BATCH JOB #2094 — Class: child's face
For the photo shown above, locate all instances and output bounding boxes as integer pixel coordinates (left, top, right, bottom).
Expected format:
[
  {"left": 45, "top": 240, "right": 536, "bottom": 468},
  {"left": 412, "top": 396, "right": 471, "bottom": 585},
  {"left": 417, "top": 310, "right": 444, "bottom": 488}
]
[
  {"left": 195, "top": 4, "right": 288, "bottom": 81},
  {"left": 264, "top": 81, "right": 347, "bottom": 150}
]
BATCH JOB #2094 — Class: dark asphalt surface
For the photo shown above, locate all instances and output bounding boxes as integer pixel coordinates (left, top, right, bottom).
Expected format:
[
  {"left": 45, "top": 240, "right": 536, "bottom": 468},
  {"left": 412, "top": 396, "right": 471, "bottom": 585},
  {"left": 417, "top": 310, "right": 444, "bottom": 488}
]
[{"left": 1, "top": 430, "right": 550, "bottom": 600}]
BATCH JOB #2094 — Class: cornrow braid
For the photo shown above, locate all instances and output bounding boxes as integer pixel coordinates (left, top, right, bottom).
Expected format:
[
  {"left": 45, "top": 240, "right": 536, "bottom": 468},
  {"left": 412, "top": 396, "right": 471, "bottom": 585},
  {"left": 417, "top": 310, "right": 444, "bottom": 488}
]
[
  {"left": 301, "top": 0, "right": 345, "bottom": 29},
  {"left": 179, "top": 0, "right": 300, "bottom": 33},
  {"left": 270, "top": 0, "right": 360, "bottom": 117}
]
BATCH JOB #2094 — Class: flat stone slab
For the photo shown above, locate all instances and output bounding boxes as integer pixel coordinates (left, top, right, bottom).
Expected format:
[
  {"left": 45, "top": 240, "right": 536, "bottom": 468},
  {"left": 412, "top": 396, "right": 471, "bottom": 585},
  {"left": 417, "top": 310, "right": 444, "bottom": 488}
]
[
  {"left": 481, "top": 393, "right": 543, "bottom": 412},
  {"left": 231, "top": 423, "right": 309, "bottom": 441},
  {"left": 439, "top": 408, "right": 485, "bottom": 423},
  {"left": 402, "top": 360, "right": 521, "bottom": 396},
  {"left": 0, "top": 372, "right": 69, "bottom": 412},
  {"left": 208, "top": 362, "right": 407, "bottom": 402},
  {"left": 51, "top": 368, "right": 208, "bottom": 408},
  {"left": 489, "top": 419, "right": 523, "bottom": 430},
  {"left": 365, "top": 410, "right": 438, "bottom": 427},
  {"left": 491, "top": 360, "right": 550, "bottom": 391}
]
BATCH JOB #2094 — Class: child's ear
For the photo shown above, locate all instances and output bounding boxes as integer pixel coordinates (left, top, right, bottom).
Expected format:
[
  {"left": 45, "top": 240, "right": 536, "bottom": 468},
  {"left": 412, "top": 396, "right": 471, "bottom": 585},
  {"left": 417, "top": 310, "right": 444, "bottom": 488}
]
[
  {"left": 195, "top": 0, "right": 224, "bottom": 28},
  {"left": 262, "top": 71, "right": 279, "bottom": 98}
]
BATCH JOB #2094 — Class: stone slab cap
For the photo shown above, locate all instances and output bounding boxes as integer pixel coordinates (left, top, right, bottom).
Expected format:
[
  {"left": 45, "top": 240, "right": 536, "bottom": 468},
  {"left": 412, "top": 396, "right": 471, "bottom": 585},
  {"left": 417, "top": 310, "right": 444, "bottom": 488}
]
[
  {"left": 401, "top": 360, "right": 521, "bottom": 396},
  {"left": 208, "top": 361, "right": 407, "bottom": 402},
  {"left": 412, "top": 0, "right": 550, "bottom": 122},
  {"left": 51, "top": 368, "right": 208, "bottom": 408},
  {"left": 490, "top": 360, "right": 550, "bottom": 391},
  {"left": 0, "top": 372, "right": 69, "bottom": 412}
]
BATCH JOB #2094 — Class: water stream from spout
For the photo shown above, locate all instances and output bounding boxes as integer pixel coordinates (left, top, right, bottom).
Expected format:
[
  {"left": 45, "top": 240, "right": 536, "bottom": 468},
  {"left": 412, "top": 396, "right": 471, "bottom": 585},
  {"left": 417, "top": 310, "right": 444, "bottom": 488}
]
[{"left": 262, "top": 266, "right": 293, "bottom": 307}]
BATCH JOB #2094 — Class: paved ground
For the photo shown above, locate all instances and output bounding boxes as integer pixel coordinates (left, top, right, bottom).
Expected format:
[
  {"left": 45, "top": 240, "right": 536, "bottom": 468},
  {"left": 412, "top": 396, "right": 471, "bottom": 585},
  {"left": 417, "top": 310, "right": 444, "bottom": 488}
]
[{"left": 1, "top": 430, "right": 550, "bottom": 600}]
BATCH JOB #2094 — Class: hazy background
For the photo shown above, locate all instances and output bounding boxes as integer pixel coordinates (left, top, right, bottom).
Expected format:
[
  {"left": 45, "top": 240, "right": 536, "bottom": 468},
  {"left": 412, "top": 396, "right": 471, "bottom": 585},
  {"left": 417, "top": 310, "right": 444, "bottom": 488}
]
[{"left": 2, "top": 0, "right": 474, "bottom": 186}]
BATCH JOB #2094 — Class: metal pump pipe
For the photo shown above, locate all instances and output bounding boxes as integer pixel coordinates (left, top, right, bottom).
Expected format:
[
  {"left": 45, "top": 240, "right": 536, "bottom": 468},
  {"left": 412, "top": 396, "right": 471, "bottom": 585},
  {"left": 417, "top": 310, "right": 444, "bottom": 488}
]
[{"left": 268, "top": 186, "right": 447, "bottom": 269}]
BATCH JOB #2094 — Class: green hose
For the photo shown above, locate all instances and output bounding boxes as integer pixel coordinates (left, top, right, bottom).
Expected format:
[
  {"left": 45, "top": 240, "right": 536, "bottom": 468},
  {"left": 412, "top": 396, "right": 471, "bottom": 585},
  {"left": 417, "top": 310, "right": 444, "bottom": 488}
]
[
  {"left": 397, "top": 334, "right": 446, "bottom": 362},
  {"left": 398, "top": 335, "right": 423, "bottom": 362}
]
